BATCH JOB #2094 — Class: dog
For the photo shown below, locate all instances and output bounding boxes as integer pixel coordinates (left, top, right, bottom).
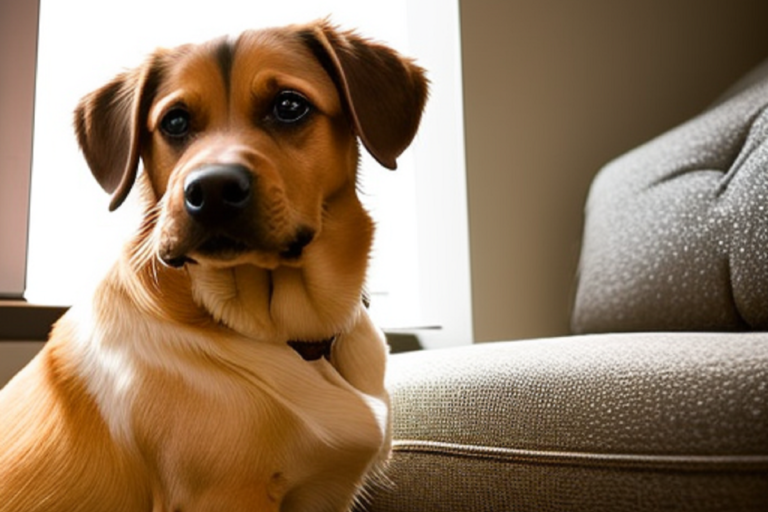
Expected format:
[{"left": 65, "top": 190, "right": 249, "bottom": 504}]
[{"left": 0, "top": 20, "right": 427, "bottom": 512}]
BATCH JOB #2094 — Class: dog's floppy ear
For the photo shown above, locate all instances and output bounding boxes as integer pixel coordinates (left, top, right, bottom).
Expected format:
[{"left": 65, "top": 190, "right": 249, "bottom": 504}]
[
  {"left": 300, "top": 21, "right": 429, "bottom": 170},
  {"left": 74, "top": 54, "right": 164, "bottom": 211}
]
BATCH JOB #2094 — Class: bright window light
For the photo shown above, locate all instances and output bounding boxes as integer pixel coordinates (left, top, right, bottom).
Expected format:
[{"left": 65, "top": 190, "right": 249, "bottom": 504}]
[{"left": 28, "top": 0, "right": 472, "bottom": 347}]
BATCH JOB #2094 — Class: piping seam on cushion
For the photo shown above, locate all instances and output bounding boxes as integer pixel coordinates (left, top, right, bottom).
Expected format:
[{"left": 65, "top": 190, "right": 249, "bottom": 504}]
[{"left": 392, "top": 440, "right": 768, "bottom": 472}]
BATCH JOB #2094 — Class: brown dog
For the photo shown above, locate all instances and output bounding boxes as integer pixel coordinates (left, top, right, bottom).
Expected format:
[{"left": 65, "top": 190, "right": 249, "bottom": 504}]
[{"left": 0, "top": 20, "right": 427, "bottom": 512}]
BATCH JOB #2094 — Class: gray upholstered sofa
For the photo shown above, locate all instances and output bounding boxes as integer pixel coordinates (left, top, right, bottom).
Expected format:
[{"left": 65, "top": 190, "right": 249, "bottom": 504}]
[{"left": 363, "top": 61, "right": 768, "bottom": 511}]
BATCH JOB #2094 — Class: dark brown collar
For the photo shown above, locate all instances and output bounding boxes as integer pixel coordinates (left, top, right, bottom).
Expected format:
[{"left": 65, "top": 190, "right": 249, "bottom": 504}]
[{"left": 287, "top": 336, "right": 336, "bottom": 361}]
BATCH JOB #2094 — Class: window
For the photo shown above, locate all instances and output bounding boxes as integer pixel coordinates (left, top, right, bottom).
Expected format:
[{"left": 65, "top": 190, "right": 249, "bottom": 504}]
[{"left": 4, "top": 0, "right": 472, "bottom": 348}]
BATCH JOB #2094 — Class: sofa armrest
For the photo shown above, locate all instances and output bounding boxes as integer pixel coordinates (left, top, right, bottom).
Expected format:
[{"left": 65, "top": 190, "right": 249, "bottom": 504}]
[{"left": 363, "top": 333, "right": 768, "bottom": 511}]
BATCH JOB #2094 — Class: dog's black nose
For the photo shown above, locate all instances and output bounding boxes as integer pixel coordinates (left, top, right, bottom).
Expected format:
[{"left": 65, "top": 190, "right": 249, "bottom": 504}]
[{"left": 184, "top": 164, "right": 252, "bottom": 226}]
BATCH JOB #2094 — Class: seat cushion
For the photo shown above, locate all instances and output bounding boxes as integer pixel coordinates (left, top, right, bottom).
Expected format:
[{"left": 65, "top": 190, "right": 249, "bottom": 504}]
[
  {"left": 363, "top": 333, "right": 768, "bottom": 511},
  {"left": 573, "top": 60, "right": 768, "bottom": 333}
]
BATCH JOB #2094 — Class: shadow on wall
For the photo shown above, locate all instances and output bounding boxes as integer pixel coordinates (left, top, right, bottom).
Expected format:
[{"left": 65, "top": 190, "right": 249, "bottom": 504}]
[{"left": 460, "top": 0, "right": 768, "bottom": 342}]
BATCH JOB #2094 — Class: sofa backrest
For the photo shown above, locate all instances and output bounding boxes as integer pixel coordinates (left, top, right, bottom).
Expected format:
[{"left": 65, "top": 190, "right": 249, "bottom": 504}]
[{"left": 573, "top": 59, "right": 768, "bottom": 333}]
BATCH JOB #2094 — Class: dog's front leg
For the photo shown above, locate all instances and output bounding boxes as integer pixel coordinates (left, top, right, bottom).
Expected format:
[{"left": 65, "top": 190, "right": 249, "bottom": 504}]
[
  {"left": 330, "top": 307, "right": 388, "bottom": 399},
  {"left": 330, "top": 308, "right": 392, "bottom": 469}
]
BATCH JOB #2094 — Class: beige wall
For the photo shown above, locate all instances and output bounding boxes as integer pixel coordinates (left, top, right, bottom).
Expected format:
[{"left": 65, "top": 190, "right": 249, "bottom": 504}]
[
  {"left": 460, "top": 0, "right": 768, "bottom": 342},
  {"left": 0, "top": 0, "right": 37, "bottom": 297}
]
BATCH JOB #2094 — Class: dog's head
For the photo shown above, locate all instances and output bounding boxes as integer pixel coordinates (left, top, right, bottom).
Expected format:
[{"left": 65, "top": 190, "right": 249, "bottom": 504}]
[{"left": 74, "top": 21, "right": 427, "bottom": 273}]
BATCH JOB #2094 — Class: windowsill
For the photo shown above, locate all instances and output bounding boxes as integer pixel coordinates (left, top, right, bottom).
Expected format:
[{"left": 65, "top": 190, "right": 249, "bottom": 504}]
[
  {"left": 0, "top": 301, "right": 68, "bottom": 341},
  {"left": 0, "top": 301, "right": 422, "bottom": 352}
]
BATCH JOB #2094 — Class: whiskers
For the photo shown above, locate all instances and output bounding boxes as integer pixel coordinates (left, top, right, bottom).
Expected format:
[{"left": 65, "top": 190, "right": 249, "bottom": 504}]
[{"left": 128, "top": 201, "right": 164, "bottom": 292}]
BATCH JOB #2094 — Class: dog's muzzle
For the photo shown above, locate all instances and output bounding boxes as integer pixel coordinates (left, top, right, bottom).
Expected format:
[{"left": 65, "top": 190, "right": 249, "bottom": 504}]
[{"left": 159, "top": 163, "right": 315, "bottom": 269}]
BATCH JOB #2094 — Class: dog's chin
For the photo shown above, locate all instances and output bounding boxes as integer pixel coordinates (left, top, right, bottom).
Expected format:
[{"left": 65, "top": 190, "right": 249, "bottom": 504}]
[
  {"left": 194, "top": 249, "right": 296, "bottom": 270},
  {"left": 160, "top": 238, "right": 308, "bottom": 270}
]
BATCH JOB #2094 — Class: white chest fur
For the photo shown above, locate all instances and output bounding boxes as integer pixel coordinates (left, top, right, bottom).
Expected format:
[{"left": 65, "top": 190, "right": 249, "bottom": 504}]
[{"left": 66, "top": 292, "right": 390, "bottom": 510}]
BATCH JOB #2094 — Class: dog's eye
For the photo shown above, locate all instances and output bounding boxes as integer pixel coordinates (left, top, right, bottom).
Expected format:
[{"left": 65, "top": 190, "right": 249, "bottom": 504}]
[
  {"left": 272, "top": 91, "right": 312, "bottom": 123},
  {"left": 160, "top": 108, "right": 191, "bottom": 138}
]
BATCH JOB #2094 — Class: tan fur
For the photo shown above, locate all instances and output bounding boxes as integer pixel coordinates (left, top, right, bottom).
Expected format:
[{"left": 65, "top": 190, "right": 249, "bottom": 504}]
[{"left": 0, "top": 21, "right": 427, "bottom": 512}]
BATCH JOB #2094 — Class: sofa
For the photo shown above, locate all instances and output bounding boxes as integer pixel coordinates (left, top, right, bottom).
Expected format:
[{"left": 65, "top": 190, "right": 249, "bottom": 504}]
[{"left": 362, "top": 60, "right": 768, "bottom": 511}]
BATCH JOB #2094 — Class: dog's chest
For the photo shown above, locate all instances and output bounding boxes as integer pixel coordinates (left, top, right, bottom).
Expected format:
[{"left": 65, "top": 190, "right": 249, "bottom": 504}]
[
  {"left": 137, "top": 357, "right": 383, "bottom": 508},
  {"left": 81, "top": 321, "right": 385, "bottom": 508}
]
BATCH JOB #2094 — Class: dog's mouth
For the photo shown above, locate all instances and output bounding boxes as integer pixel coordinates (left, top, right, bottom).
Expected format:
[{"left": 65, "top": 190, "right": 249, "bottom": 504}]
[
  {"left": 159, "top": 228, "right": 315, "bottom": 269},
  {"left": 158, "top": 235, "right": 243, "bottom": 268}
]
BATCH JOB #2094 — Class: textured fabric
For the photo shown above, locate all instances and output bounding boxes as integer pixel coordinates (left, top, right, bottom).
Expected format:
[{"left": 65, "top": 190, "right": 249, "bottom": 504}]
[
  {"left": 361, "top": 64, "right": 768, "bottom": 511},
  {"left": 368, "top": 452, "right": 767, "bottom": 512},
  {"left": 573, "top": 61, "right": 768, "bottom": 333},
  {"left": 363, "top": 333, "right": 768, "bottom": 511}
]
